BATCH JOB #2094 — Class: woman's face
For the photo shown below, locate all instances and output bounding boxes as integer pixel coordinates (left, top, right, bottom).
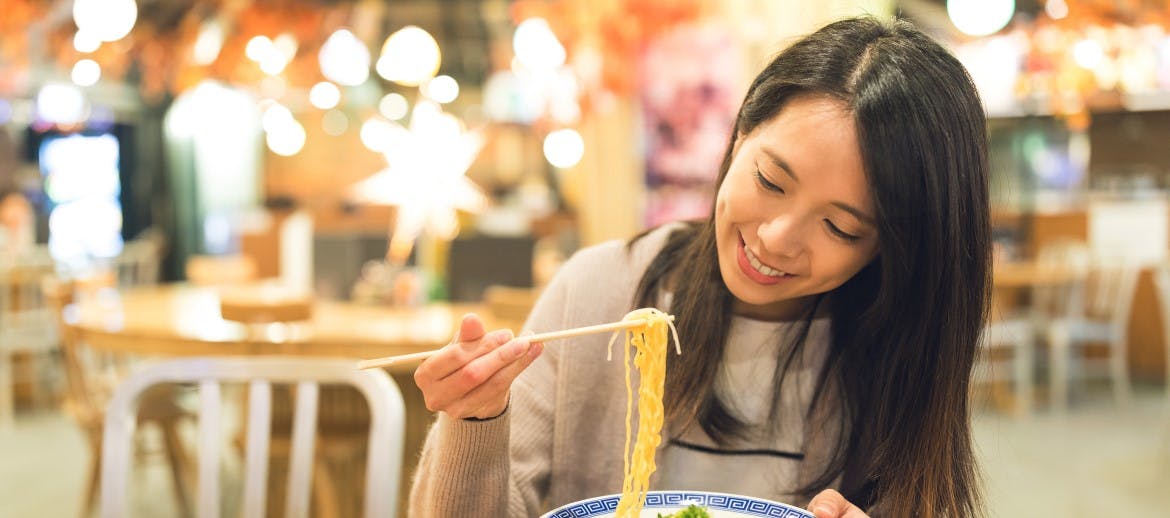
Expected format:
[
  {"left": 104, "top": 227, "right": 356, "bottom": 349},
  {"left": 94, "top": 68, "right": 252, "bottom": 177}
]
[{"left": 715, "top": 95, "right": 879, "bottom": 321}]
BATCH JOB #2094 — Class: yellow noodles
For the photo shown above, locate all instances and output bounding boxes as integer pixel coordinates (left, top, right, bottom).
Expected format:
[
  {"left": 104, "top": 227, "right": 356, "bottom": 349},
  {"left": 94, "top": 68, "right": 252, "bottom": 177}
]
[{"left": 608, "top": 308, "right": 680, "bottom": 517}]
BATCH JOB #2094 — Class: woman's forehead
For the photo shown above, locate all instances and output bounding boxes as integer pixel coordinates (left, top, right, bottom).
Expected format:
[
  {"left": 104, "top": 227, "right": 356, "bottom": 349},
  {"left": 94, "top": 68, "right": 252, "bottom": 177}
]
[{"left": 749, "top": 98, "right": 875, "bottom": 214}]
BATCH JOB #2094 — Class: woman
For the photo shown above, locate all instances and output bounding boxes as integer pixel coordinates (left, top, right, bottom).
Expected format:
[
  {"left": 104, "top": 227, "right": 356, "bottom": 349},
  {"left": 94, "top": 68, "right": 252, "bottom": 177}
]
[
  {"left": 0, "top": 187, "right": 34, "bottom": 257},
  {"left": 411, "top": 16, "right": 989, "bottom": 518}
]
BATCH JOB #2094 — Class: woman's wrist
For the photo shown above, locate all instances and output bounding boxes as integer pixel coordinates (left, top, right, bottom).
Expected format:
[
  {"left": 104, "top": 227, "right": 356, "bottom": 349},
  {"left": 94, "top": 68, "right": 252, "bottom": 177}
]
[{"left": 462, "top": 394, "right": 510, "bottom": 422}]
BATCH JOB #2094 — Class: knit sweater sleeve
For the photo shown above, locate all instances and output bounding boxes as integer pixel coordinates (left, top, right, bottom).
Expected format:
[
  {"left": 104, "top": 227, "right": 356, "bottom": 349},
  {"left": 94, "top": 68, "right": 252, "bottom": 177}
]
[{"left": 407, "top": 246, "right": 576, "bottom": 517}]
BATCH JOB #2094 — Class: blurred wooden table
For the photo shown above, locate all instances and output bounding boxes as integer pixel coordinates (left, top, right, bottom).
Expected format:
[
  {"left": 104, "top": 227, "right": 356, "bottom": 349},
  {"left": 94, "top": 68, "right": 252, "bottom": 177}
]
[
  {"left": 991, "top": 260, "right": 1083, "bottom": 318},
  {"left": 992, "top": 260, "right": 1081, "bottom": 289},
  {"left": 66, "top": 283, "right": 481, "bottom": 369},
  {"left": 65, "top": 283, "right": 485, "bottom": 517}
]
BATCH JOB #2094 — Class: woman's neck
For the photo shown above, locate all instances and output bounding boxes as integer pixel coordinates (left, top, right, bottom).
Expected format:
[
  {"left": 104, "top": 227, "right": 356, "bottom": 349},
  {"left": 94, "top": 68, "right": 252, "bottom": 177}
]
[{"left": 730, "top": 294, "right": 826, "bottom": 322}]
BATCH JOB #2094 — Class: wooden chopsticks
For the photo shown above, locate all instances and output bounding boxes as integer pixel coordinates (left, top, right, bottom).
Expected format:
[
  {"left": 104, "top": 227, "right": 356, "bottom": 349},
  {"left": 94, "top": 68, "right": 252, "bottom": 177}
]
[{"left": 356, "top": 315, "right": 674, "bottom": 370}]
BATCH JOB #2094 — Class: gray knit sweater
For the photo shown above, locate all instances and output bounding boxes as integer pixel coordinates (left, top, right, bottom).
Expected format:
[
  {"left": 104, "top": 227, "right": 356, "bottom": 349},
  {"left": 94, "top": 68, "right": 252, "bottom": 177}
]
[{"left": 409, "top": 224, "right": 844, "bottom": 517}]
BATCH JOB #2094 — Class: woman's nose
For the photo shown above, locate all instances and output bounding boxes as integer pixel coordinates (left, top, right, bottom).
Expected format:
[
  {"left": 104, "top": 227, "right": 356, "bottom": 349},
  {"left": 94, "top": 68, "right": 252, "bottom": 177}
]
[{"left": 756, "top": 214, "right": 805, "bottom": 259}]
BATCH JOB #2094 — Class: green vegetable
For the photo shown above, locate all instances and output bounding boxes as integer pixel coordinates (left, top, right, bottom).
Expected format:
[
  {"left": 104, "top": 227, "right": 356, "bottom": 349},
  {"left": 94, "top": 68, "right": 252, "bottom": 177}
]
[{"left": 656, "top": 504, "right": 711, "bottom": 518}]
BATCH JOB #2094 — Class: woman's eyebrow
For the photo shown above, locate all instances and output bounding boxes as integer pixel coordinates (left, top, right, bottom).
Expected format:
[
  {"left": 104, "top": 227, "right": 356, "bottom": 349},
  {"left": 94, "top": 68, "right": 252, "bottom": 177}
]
[
  {"left": 761, "top": 147, "right": 799, "bottom": 183},
  {"left": 761, "top": 146, "right": 875, "bottom": 226},
  {"left": 831, "top": 202, "right": 876, "bottom": 226}
]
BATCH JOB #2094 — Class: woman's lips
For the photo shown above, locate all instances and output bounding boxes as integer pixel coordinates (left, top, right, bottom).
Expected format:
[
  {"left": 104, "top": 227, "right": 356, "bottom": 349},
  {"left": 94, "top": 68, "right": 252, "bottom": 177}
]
[{"left": 736, "top": 236, "right": 791, "bottom": 285}]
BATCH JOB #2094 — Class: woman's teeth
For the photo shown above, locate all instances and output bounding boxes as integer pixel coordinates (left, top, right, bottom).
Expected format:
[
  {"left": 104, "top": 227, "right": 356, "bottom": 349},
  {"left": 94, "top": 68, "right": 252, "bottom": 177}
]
[{"left": 744, "top": 246, "right": 786, "bottom": 277}]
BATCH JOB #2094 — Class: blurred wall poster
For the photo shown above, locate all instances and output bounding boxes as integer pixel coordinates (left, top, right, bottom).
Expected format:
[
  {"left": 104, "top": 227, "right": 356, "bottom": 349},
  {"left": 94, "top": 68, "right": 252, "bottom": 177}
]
[{"left": 640, "top": 24, "right": 740, "bottom": 226}]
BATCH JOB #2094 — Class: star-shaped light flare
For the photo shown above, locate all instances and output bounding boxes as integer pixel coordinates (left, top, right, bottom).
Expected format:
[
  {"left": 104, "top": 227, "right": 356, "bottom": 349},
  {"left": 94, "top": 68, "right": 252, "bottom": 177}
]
[{"left": 350, "top": 100, "right": 487, "bottom": 264}]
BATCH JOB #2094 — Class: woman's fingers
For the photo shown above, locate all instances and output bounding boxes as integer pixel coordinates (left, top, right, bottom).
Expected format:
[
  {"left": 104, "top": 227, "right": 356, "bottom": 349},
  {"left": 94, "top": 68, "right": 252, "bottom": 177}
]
[
  {"left": 449, "top": 340, "right": 545, "bottom": 419},
  {"left": 420, "top": 338, "right": 534, "bottom": 416},
  {"left": 414, "top": 313, "right": 548, "bottom": 418},
  {"left": 455, "top": 312, "right": 486, "bottom": 343},
  {"left": 807, "top": 489, "right": 869, "bottom": 518},
  {"left": 416, "top": 314, "right": 509, "bottom": 381}
]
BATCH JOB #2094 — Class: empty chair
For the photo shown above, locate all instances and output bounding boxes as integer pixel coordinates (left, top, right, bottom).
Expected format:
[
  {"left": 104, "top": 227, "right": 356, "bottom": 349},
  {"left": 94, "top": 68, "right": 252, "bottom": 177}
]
[
  {"left": 1151, "top": 263, "right": 1170, "bottom": 451},
  {"left": 111, "top": 234, "right": 164, "bottom": 288},
  {"left": 1156, "top": 263, "right": 1170, "bottom": 394},
  {"left": 977, "top": 240, "right": 1090, "bottom": 415},
  {"left": 44, "top": 278, "right": 193, "bottom": 517},
  {"left": 0, "top": 249, "right": 58, "bottom": 428},
  {"left": 1045, "top": 243, "right": 1140, "bottom": 411},
  {"left": 100, "top": 357, "right": 405, "bottom": 518},
  {"left": 977, "top": 319, "right": 1035, "bottom": 415}
]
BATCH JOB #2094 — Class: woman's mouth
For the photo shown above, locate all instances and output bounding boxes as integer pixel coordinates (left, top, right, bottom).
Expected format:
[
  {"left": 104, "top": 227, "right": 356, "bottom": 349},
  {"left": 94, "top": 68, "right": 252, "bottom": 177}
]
[{"left": 736, "top": 236, "right": 793, "bottom": 285}]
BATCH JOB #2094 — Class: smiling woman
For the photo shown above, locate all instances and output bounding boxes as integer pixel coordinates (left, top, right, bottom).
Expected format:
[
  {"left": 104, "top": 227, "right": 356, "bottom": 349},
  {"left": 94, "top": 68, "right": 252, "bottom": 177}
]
[
  {"left": 409, "top": 16, "right": 990, "bottom": 518},
  {"left": 632, "top": 15, "right": 991, "bottom": 517}
]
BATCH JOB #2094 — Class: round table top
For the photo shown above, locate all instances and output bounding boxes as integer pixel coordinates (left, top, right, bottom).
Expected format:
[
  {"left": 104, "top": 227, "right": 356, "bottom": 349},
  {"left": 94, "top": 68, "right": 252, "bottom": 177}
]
[{"left": 65, "top": 283, "right": 485, "bottom": 368}]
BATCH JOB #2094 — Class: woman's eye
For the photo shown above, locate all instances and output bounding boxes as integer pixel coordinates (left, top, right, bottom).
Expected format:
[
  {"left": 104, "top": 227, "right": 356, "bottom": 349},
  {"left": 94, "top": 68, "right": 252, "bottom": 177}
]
[
  {"left": 825, "top": 220, "right": 861, "bottom": 242},
  {"left": 753, "top": 170, "right": 784, "bottom": 193}
]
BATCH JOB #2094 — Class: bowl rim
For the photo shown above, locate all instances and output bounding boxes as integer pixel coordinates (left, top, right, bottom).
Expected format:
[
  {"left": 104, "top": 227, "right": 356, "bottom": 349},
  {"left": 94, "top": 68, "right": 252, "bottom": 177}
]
[{"left": 542, "top": 490, "right": 815, "bottom": 518}]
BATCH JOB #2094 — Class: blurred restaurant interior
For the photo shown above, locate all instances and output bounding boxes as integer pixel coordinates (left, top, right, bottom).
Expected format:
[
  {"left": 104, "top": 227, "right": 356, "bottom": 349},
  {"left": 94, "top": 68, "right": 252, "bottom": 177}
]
[{"left": 1, "top": 0, "right": 1169, "bottom": 516}]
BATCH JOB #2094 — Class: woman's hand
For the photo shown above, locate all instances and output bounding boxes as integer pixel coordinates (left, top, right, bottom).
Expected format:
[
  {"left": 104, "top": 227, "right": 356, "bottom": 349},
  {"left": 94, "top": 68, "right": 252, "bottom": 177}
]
[
  {"left": 414, "top": 313, "right": 544, "bottom": 420},
  {"left": 808, "top": 489, "right": 869, "bottom": 518}
]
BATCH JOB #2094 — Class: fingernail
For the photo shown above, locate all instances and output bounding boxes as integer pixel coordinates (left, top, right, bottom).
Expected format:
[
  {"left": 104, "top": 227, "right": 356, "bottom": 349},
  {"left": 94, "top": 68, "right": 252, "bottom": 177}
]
[
  {"left": 504, "top": 339, "right": 531, "bottom": 359},
  {"left": 487, "top": 329, "right": 514, "bottom": 344},
  {"left": 812, "top": 504, "right": 833, "bottom": 518},
  {"left": 519, "top": 330, "right": 544, "bottom": 347},
  {"left": 527, "top": 342, "right": 543, "bottom": 358}
]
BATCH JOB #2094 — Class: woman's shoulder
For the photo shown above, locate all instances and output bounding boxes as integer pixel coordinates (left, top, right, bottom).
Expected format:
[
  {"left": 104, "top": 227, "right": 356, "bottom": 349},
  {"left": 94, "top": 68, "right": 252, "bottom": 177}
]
[
  {"left": 562, "top": 222, "right": 689, "bottom": 275},
  {"left": 544, "top": 222, "right": 688, "bottom": 310}
]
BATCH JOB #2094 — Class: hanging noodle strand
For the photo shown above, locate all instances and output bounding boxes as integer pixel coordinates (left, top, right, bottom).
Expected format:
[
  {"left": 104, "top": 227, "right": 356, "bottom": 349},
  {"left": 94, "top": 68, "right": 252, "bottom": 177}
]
[{"left": 607, "top": 307, "right": 681, "bottom": 517}]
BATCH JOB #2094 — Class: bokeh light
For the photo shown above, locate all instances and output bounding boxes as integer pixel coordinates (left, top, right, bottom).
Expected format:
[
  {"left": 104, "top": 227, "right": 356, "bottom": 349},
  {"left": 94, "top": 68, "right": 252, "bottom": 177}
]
[
  {"left": 379, "top": 93, "right": 409, "bottom": 121},
  {"left": 513, "top": 18, "right": 566, "bottom": 71},
  {"left": 322, "top": 109, "right": 349, "bottom": 136},
  {"left": 376, "top": 26, "right": 441, "bottom": 86},
  {"left": 266, "top": 118, "right": 306, "bottom": 156},
  {"left": 543, "top": 128, "right": 584, "bottom": 169},
  {"left": 309, "top": 82, "right": 341, "bottom": 110},
  {"left": 73, "top": 0, "right": 137, "bottom": 43},
  {"left": 319, "top": 29, "right": 371, "bottom": 87},
  {"left": 193, "top": 20, "right": 224, "bottom": 65},
  {"left": 947, "top": 0, "right": 1015, "bottom": 37},
  {"left": 36, "top": 83, "right": 87, "bottom": 125},
  {"left": 71, "top": 59, "right": 101, "bottom": 87},
  {"left": 73, "top": 31, "right": 101, "bottom": 53}
]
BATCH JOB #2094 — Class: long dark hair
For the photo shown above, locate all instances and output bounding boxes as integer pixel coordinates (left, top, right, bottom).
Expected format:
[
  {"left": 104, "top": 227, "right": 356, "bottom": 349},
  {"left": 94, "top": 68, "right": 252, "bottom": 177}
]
[{"left": 632, "top": 17, "right": 990, "bottom": 517}]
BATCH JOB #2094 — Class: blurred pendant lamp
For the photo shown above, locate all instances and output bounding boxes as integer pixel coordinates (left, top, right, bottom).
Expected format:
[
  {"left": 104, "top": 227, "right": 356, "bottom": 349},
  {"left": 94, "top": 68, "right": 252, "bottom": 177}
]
[{"left": 947, "top": 0, "right": 1015, "bottom": 37}]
